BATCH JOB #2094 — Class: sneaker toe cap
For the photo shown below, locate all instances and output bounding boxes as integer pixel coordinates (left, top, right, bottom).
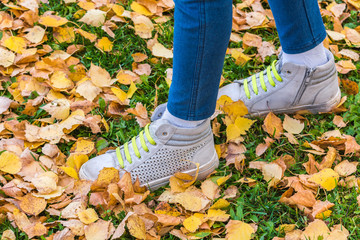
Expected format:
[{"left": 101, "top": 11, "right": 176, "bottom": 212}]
[{"left": 79, "top": 153, "right": 118, "bottom": 181}]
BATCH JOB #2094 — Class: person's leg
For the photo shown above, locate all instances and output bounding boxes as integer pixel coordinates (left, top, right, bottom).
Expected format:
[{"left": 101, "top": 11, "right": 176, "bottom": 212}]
[
  {"left": 164, "top": 0, "right": 233, "bottom": 124},
  {"left": 218, "top": 0, "right": 340, "bottom": 116},
  {"left": 268, "top": 0, "right": 327, "bottom": 68},
  {"left": 80, "top": 0, "right": 233, "bottom": 190}
]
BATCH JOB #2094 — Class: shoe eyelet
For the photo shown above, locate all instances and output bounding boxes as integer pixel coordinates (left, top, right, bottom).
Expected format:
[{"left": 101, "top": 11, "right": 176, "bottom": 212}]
[
  {"left": 158, "top": 113, "right": 163, "bottom": 117},
  {"left": 162, "top": 132, "right": 168, "bottom": 136},
  {"left": 286, "top": 70, "right": 291, "bottom": 74}
]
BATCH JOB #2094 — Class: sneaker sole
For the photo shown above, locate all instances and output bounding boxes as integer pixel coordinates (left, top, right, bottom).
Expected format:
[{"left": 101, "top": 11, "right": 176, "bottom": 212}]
[
  {"left": 145, "top": 150, "right": 219, "bottom": 191},
  {"left": 248, "top": 89, "right": 341, "bottom": 117}
]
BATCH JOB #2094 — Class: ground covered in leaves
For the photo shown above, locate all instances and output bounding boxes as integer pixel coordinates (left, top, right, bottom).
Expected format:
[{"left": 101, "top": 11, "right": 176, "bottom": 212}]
[{"left": 0, "top": 0, "right": 360, "bottom": 239}]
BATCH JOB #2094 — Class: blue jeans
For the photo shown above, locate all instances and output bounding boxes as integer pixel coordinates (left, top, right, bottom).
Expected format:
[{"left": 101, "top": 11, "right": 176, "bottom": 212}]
[{"left": 167, "top": 0, "right": 327, "bottom": 121}]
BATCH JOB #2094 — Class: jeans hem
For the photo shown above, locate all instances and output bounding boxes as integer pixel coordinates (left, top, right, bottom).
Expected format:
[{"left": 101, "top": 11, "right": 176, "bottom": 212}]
[{"left": 282, "top": 31, "right": 327, "bottom": 54}]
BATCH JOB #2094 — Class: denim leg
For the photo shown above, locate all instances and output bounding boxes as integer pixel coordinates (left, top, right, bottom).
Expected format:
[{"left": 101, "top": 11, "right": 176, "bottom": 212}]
[
  {"left": 268, "top": 0, "right": 327, "bottom": 54},
  {"left": 167, "top": 0, "right": 232, "bottom": 121}
]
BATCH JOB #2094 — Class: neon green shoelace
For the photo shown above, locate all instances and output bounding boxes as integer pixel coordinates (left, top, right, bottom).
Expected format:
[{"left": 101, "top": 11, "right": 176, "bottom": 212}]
[
  {"left": 116, "top": 124, "right": 156, "bottom": 168},
  {"left": 243, "top": 61, "right": 283, "bottom": 99}
]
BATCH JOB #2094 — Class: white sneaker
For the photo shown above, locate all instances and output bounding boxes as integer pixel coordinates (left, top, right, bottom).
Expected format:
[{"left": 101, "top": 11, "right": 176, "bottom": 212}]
[{"left": 79, "top": 106, "right": 218, "bottom": 190}]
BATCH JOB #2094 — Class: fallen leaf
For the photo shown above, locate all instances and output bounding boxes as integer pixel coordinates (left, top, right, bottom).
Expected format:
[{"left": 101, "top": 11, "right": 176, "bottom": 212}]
[
  {"left": 127, "top": 214, "right": 146, "bottom": 239},
  {"left": 78, "top": 208, "right": 99, "bottom": 224},
  {"left": 79, "top": 9, "right": 106, "bottom": 27},
  {"left": 263, "top": 112, "right": 283, "bottom": 139},
  {"left": 334, "top": 160, "right": 358, "bottom": 177},
  {"left": 300, "top": 220, "right": 330, "bottom": 240},
  {"left": 226, "top": 220, "right": 255, "bottom": 240},
  {"left": 151, "top": 42, "right": 173, "bottom": 58},
  {"left": 308, "top": 168, "right": 339, "bottom": 191},
  {"left": 19, "top": 193, "right": 47, "bottom": 216},
  {"left": 95, "top": 37, "right": 113, "bottom": 52},
  {"left": 39, "top": 15, "right": 68, "bottom": 27},
  {"left": 0, "top": 151, "right": 22, "bottom": 174},
  {"left": 283, "top": 114, "right": 304, "bottom": 134}
]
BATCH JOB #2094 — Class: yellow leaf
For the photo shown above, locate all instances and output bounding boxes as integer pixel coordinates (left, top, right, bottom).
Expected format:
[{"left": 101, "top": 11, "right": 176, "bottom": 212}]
[
  {"left": 315, "top": 210, "right": 332, "bottom": 219},
  {"left": 39, "top": 15, "right": 68, "bottom": 27},
  {"left": 226, "top": 220, "right": 255, "bottom": 240},
  {"left": 112, "top": 4, "right": 125, "bottom": 16},
  {"left": 217, "top": 174, "right": 232, "bottom": 186},
  {"left": 223, "top": 100, "right": 249, "bottom": 121},
  {"left": 76, "top": 29, "right": 97, "bottom": 42},
  {"left": 127, "top": 214, "right": 146, "bottom": 239},
  {"left": 231, "top": 50, "right": 251, "bottom": 65},
  {"left": 91, "top": 167, "right": 120, "bottom": 191},
  {"left": 226, "top": 117, "right": 255, "bottom": 142},
  {"left": 211, "top": 199, "right": 230, "bottom": 209},
  {"left": 66, "top": 154, "right": 89, "bottom": 172},
  {"left": 127, "top": 81, "right": 137, "bottom": 98},
  {"left": 78, "top": 208, "right": 99, "bottom": 224},
  {"left": 276, "top": 224, "right": 296, "bottom": 233},
  {"left": 71, "top": 138, "right": 95, "bottom": 155},
  {"left": 308, "top": 168, "right": 339, "bottom": 191},
  {"left": 207, "top": 209, "right": 230, "bottom": 222},
  {"left": 53, "top": 27, "right": 76, "bottom": 43},
  {"left": 50, "top": 71, "right": 74, "bottom": 91},
  {"left": 111, "top": 87, "right": 128, "bottom": 102},
  {"left": 95, "top": 37, "right": 113, "bottom": 52},
  {"left": 60, "top": 166, "right": 79, "bottom": 179},
  {"left": 0, "top": 151, "right": 22, "bottom": 174},
  {"left": 3, "top": 36, "right": 26, "bottom": 53},
  {"left": 131, "top": 2, "right": 152, "bottom": 16},
  {"left": 183, "top": 215, "right": 203, "bottom": 233}
]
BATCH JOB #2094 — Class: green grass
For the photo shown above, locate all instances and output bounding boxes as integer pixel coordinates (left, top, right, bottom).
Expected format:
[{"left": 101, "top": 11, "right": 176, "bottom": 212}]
[{"left": 1, "top": 0, "right": 360, "bottom": 239}]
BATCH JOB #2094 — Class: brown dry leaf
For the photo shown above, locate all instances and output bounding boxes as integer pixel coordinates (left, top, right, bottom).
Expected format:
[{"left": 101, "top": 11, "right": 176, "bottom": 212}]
[
  {"left": 242, "top": 32, "right": 262, "bottom": 48},
  {"left": 319, "top": 147, "right": 337, "bottom": 170},
  {"left": 225, "top": 220, "right": 255, "bottom": 240},
  {"left": 132, "top": 52, "right": 148, "bottom": 62},
  {"left": 201, "top": 179, "right": 220, "bottom": 200},
  {"left": 341, "top": 78, "right": 359, "bottom": 95},
  {"left": 126, "top": 102, "right": 150, "bottom": 127},
  {"left": 336, "top": 60, "right": 356, "bottom": 74},
  {"left": 338, "top": 49, "right": 359, "bottom": 61},
  {"left": 300, "top": 220, "right": 330, "bottom": 240},
  {"left": 84, "top": 219, "right": 113, "bottom": 240},
  {"left": 258, "top": 41, "right": 275, "bottom": 61},
  {"left": 41, "top": 99, "right": 70, "bottom": 120},
  {"left": 283, "top": 114, "right": 304, "bottom": 134},
  {"left": 19, "top": 193, "right": 47, "bottom": 216},
  {"left": 1, "top": 229, "right": 16, "bottom": 240},
  {"left": 302, "top": 154, "right": 320, "bottom": 174},
  {"left": 91, "top": 167, "right": 120, "bottom": 191},
  {"left": 132, "top": 15, "right": 154, "bottom": 39},
  {"left": 311, "top": 200, "right": 335, "bottom": 219},
  {"left": 327, "top": 30, "right": 345, "bottom": 41},
  {"left": 344, "top": 135, "right": 360, "bottom": 155},
  {"left": 263, "top": 112, "right": 283, "bottom": 139},
  {"left": 333, "top": 115, "right": 347, "bottom": 128},
  {"left": 334, "top": 160, "right": 358, "bottom": 177}
]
